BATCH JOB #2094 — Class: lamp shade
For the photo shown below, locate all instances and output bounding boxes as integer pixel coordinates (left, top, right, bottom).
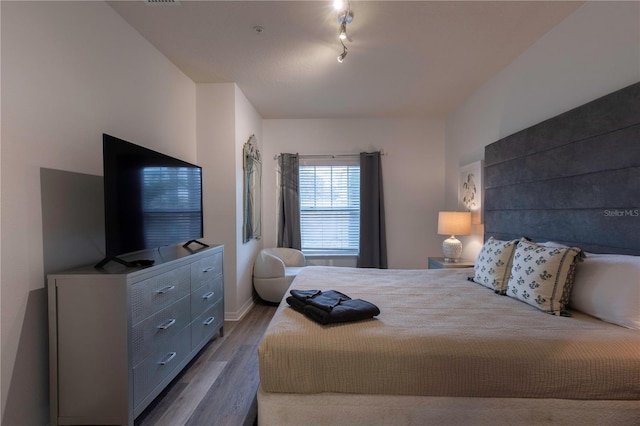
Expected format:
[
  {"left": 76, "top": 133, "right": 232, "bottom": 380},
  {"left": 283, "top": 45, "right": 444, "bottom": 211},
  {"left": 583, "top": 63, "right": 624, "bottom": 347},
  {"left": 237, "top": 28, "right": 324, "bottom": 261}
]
[{"left": 437, "top": 211, "right": 471, "bottom": 236}]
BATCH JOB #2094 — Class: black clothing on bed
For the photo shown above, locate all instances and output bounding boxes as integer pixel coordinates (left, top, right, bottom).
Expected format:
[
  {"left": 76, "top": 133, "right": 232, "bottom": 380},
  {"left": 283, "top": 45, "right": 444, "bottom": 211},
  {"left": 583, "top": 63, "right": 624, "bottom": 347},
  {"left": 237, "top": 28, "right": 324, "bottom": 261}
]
[{"left": 286, "top": 289, "right": 380, "bottom": 325}]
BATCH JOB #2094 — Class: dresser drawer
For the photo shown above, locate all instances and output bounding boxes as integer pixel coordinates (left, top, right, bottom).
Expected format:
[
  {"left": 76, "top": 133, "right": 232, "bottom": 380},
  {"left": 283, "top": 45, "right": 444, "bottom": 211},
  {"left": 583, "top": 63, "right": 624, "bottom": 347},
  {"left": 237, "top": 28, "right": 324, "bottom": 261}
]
[
  {"left": 131, "top": 265, "right": 190, "bottom": 325},
  {"left": 191, "top": 300, "right": 223, "bottom": 350},
  {"left": 191, "top": 251, "right": 223, "bottom": 290},
  {"left": 132, "top": 295, "right": 190, "bottom": 366},
  {"left": 133, "top": 326, "right": 190, "bottom": 408},
  {"left": 190, "top": 275, "right": 223, "bottom": 319}
]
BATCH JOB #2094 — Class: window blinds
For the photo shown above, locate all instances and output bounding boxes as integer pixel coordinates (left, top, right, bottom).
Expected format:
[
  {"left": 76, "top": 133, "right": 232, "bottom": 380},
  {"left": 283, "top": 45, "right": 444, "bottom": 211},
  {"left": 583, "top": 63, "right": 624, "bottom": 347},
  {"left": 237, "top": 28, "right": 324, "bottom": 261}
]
[
  {"left": 141, "top": 167, "right": 202, "bottom": 247},
  {"left": 299, "top": 157, "right": 360, "bottom": 254}
]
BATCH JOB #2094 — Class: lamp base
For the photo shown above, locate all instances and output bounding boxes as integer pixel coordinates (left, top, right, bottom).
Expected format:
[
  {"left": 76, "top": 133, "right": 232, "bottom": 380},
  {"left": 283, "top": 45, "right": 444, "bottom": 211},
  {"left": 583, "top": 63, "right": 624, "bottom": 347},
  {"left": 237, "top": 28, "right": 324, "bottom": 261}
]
[{"left": 442, "top": 236, "right": 462, "bottom": 263}]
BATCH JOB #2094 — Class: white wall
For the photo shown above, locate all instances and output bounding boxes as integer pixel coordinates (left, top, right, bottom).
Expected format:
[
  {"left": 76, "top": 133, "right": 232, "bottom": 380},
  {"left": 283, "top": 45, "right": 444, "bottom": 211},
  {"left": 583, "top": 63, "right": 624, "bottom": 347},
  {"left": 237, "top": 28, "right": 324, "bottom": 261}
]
[
  {"left": 445, "top": 1, "right": 640, "bottom": 261},
  {"left": 1, "top": 2, "right": 196, "bottom": 424},
  {"left": 262, "top": 118, "right": 446, "bottom": 269},
  {"left": 234, "top": 86, "right": 264, "bottom": 315},
  {"left": 196, "top": 84, "right": 263, "bottom": 320},
  {"left": 197, "top": 84, "right": 239, "bottom": 316}
]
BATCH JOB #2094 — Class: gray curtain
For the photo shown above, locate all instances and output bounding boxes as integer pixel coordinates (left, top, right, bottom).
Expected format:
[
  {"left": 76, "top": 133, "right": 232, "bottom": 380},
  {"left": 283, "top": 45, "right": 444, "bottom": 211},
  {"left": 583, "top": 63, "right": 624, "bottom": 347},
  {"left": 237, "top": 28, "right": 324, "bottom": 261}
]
[
  {"left": 357, "top": 151, "right": 387, "bottom": 268},
  {"left": 277, "top": 153, "right": 301, "bottom": 249}
]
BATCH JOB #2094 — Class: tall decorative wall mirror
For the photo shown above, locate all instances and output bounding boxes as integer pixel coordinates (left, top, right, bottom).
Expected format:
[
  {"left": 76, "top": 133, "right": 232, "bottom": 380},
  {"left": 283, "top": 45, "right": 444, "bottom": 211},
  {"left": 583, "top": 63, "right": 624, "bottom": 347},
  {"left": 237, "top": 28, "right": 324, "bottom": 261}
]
[{"left": 243, "top": 134, "right": 262, "bottom": 242}]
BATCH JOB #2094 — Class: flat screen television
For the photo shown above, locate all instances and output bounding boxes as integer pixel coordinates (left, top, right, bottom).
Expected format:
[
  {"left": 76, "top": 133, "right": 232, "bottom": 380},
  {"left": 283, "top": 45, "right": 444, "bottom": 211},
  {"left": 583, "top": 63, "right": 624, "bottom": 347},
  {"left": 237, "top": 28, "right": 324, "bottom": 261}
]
[{"left": 96, "top": 134, "right": 206, "bottom": 268}]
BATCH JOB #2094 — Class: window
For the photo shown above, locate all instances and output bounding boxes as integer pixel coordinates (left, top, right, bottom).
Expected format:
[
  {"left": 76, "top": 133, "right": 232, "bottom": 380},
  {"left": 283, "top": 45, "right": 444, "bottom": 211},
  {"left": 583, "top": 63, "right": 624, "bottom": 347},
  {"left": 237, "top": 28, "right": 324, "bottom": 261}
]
[{"left": 299, "top": 156, "right": 360, "bottom": 255}]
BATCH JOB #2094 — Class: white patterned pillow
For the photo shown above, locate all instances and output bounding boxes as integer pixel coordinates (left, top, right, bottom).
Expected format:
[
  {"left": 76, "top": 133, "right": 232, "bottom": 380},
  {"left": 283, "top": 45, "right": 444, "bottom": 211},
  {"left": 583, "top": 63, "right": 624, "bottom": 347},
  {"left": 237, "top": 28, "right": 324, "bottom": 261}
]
[
  {"left": 507, "top": 240, "right": 582, "bottom": 316},
  {"left": 537, "top": 241, "right": 583, "bottom": 308},
  {"left": 473, "top": 237, "right": 521, "bottom": 294}
]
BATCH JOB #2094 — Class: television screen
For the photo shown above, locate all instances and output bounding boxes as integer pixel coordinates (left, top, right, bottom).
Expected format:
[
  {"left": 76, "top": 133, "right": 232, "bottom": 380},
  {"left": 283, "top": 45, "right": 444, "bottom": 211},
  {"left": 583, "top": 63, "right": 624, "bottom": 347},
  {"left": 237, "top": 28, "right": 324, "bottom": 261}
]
[{"left": 100, "top": 134, "right": 203, "bottom": 265}]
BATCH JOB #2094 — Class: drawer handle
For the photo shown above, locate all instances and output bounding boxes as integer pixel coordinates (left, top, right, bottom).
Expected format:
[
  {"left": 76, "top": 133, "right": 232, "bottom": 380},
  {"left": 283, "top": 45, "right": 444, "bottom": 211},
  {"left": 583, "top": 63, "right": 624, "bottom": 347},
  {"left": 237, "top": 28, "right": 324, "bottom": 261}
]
[
  {"left": 157, "top": 285, "right": 176, "bottom": 294},
  {"left": 158, "top": 352, "right": 177, "bottom": 365},
  {"left": 202, "top": 291, "right": 215, "bottom": 300},
  {"left": 203, "top": 316, "right": 215, "bottom": 326},
  {"left": 157, "top": 318, "right": 176, "bottom": 330},
  {"left": 203, "top": 266, "right": 215, "bottom": 273}
]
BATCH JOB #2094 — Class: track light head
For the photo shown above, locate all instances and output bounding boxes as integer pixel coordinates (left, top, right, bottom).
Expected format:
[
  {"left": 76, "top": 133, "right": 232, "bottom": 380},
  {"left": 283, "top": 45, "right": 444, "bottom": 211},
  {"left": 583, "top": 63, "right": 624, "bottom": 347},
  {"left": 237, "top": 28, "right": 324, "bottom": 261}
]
[
  {"left": 339, "top": 22, "right": 347, "bottom": 40},
  {"left": 337, "top": 43, "right": 348, "bottom": 63}
]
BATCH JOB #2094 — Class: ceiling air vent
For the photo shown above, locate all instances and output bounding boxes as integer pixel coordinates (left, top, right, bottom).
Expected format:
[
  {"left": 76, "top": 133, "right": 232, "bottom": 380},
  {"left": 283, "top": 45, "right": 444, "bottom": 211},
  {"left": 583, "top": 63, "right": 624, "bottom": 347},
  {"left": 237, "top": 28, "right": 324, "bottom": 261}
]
[{"left": 145, "top": 0, "right": 181, "bottom": 5}]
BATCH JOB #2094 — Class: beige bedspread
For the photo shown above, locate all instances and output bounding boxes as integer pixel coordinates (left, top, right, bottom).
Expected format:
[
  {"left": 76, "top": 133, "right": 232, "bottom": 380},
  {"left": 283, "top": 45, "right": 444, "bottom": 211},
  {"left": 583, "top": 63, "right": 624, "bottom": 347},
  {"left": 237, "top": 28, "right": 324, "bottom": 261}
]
[{"left": 258, "top": 266, "right": 640, "bottom": 400}]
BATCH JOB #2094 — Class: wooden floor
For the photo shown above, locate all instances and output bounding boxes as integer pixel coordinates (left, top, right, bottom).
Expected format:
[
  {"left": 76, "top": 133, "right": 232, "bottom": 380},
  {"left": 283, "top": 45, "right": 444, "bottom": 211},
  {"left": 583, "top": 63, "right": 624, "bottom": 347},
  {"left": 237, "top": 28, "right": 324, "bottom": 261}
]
[{"left": 134, "top": 300, "right": 278, "bottom": 426}]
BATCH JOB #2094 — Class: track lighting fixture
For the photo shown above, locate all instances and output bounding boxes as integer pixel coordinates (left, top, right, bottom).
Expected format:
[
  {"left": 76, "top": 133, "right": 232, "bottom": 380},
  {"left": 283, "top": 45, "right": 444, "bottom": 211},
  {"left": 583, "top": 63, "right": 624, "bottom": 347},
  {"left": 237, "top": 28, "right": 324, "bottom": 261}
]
[
  {"left": 337, "top": 41, "right": 348, "bottom": 63},
  {"left": 333, "top": 0, "right": 353, "bottom": 62}
]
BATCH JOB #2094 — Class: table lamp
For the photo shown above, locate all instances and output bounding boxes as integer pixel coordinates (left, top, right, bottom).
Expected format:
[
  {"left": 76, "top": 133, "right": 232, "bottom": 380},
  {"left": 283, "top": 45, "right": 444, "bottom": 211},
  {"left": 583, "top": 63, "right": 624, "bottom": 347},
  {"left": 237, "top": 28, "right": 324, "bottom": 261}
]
[{"left": 437, "top": 211, "right": 471, "bottom": 263}]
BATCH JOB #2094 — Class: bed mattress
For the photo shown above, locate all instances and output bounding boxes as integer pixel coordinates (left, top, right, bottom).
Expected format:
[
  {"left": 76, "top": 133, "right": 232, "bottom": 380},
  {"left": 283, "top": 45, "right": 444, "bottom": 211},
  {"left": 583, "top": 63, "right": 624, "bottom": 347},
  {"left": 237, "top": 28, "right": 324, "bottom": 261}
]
[{"left": 258, "top": 266, "right": 640, "bottom": 400}]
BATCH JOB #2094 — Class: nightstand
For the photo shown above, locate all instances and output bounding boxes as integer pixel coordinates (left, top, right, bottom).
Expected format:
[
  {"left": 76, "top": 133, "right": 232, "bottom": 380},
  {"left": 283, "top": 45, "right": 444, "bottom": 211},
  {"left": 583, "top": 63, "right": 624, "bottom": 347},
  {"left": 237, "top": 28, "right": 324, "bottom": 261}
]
[{"left": 428, "top": 257, "right": 475, "bottom": 269}]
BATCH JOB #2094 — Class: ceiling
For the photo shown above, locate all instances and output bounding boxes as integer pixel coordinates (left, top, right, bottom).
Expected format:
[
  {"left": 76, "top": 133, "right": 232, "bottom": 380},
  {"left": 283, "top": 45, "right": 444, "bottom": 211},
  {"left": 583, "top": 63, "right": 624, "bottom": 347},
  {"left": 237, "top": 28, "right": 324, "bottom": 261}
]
[{"left": 108, "top": 1, "right": 582, "bottom": 119}]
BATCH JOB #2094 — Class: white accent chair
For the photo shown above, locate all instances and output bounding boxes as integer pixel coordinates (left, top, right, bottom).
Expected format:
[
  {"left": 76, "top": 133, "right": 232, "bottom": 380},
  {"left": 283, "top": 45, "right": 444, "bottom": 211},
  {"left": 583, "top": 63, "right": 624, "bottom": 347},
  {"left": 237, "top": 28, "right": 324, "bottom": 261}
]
[{"left": 253, "top": 248, "right": 306, "bottom": 303}]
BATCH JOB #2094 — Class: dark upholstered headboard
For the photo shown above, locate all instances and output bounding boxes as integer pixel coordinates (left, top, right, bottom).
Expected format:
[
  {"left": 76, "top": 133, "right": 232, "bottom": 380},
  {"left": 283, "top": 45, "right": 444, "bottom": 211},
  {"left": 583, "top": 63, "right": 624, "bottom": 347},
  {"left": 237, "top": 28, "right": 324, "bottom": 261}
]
[{"left": 484, "top": 82, "right": 640, "bottom": 255}]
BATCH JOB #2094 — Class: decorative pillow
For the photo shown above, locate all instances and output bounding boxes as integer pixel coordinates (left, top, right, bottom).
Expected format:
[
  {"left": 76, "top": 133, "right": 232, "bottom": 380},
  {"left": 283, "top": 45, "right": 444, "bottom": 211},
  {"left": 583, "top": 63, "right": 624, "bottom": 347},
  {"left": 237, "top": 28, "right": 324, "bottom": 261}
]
[
  {"left": 570, "top": 253, "right": 640, "bottom": 329},
  {"left": 506, "top": 240, "right": 582, "bottom": 315},
  {"left": 537, "top": 241, "right": 584, "bottom": 308},
  {"left": 472, "top": 237, "right": 521, "bottom": 294}
]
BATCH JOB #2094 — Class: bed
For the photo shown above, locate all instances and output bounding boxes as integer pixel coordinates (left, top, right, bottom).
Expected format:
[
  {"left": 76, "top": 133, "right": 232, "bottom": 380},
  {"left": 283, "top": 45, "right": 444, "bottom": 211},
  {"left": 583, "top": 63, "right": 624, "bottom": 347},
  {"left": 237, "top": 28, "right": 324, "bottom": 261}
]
[
  {"left": 257, "top": 82, "right": 640, "bottom": 425},
  {"left": 258, "top": 265, "right": 639, "bottom": 425}
]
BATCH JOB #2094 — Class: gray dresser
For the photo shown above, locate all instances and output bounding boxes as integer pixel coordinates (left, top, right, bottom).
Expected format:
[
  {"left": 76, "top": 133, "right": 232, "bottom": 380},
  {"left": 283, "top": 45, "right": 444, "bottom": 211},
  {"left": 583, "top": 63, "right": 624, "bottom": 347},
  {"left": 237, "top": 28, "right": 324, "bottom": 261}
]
[{"left": 47, "top": 244, "right": 224, "bottom": 426}]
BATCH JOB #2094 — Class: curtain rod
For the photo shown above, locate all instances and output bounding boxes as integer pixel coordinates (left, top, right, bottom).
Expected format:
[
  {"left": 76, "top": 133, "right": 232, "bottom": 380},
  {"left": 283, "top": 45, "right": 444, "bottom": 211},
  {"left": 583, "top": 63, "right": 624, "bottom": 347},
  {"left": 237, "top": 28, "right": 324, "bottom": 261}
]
[{"left": 273, "top": 150, "right": 386, "bottom": 161}]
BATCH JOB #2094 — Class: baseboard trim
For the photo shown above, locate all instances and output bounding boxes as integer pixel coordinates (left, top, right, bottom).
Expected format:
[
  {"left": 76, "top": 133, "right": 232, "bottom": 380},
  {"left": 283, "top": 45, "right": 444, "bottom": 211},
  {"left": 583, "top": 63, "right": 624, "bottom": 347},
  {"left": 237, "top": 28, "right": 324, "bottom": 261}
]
[{"left": 224, "top": 297, "right": 255, "bottom": 321}]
